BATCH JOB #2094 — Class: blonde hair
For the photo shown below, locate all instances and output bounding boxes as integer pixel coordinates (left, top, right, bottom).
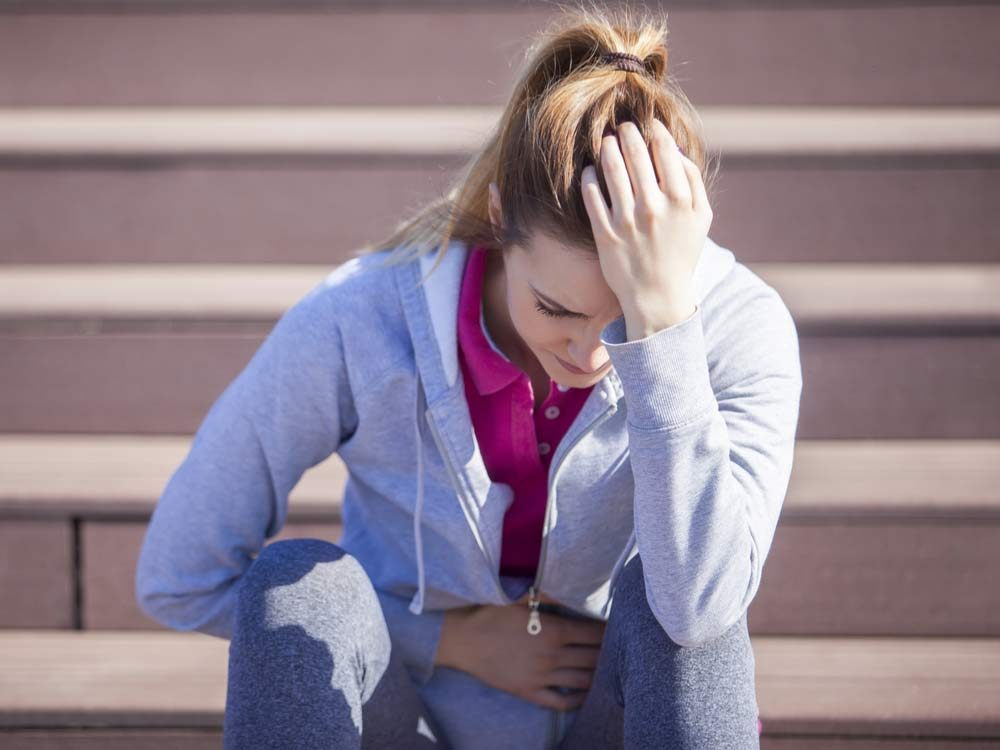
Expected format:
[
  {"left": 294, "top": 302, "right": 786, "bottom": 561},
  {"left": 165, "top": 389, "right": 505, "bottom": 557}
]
[{"left": 356, "top": 1, "right": 719, "bottom": 285}]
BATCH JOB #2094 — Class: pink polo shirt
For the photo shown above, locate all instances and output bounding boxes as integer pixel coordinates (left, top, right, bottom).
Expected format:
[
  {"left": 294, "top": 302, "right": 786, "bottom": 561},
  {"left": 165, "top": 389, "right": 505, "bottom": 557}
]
[{"left": 457, "top": 245, "right": 594, "bottom": 578}]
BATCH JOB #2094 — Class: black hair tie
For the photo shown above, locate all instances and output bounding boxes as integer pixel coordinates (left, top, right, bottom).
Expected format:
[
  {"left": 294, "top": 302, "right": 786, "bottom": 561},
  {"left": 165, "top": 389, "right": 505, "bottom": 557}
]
[{"left": 600, "top": 51, "right": 646, "bottom": 74}]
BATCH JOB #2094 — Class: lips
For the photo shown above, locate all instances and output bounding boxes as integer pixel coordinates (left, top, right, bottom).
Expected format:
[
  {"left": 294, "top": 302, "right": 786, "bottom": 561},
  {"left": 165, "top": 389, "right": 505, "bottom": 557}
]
[{"left": 555, "top": 354, "right": 607, "bottom": 376}]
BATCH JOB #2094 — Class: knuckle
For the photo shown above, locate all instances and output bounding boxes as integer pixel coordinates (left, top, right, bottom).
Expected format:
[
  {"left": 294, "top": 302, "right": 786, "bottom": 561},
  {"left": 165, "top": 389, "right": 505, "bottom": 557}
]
[
  {"left": 664, "top": 188, "right": 690, "bottom": 205},
  {"left": 624, "top": 132, "right": 646, "bottom": 155},
  {"left": 636, "top": 200, "right": 661, "bottom": 224},
  {"left": 552, "top": 618, "right": 570, "bottom": 643},
  {"left": 568, "top": 670, "right": 591, "bottom": 689},
  {"left": 541, "top": 650, "right": 559, "bottom": 672},
  {"left": 562, "top": 692, "right": 583, "bottom": 711}
]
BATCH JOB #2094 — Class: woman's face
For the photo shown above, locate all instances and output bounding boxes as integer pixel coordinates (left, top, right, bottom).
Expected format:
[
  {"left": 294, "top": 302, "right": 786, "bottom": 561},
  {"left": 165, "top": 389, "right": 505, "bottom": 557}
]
[{"left": 485, "top": 184, "right": 624, "bottom": 388}]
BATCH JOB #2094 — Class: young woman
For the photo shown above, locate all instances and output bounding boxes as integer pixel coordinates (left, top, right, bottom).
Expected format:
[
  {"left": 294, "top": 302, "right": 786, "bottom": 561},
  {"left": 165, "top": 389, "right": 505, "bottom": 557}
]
[{"left": 136, "top": 5, "right": 801, "bottom": 748}]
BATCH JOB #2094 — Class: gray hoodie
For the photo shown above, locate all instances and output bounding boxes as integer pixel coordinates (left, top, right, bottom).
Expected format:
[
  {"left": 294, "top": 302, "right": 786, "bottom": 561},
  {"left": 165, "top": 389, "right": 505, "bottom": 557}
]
[{"left": 135, "top": 235, "right": 802, "bottom": 748}]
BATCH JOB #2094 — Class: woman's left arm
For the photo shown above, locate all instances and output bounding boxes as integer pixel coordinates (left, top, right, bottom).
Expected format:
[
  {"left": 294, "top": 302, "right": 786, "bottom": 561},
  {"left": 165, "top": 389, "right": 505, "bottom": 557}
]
[
  {"left": 601, "top": 285, "right": 802, "bottom": 648},
  {"left": 582, "top": 119, "right": 804, "bottom": 647}
]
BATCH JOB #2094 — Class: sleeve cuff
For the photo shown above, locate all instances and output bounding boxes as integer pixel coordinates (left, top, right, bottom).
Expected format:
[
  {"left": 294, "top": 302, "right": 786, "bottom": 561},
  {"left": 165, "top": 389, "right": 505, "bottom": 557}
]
[
  {"left": 600, "top": 304, "right": 717, "bottom": 431},
  {"left": 375, "top": 588, "right": 445, "bottom": 686}
]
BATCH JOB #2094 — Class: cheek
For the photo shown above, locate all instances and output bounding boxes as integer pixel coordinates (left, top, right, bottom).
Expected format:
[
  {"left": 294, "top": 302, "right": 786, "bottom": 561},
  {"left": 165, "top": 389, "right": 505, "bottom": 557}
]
[{"left": 509, "top": 300, "right": 562, "bottom": 347}]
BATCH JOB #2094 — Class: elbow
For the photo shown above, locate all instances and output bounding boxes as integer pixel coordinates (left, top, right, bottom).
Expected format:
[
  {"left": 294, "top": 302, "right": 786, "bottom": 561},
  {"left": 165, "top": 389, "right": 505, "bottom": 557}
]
[
  {"left": 134, "top": 553, "right": 177, "bottom": 630},
  {"left": 133, "top": 531, "right": 239, "bottom": 640},
  {"left": 660, "top": 614, "right": 745, "bottom": 649},
  {"left": 646, "top": 583, "right": 750, "bottom": 649},
  {"left": 133, "top": 548, "right": 198, "bottom": 633},
  {"left": 652, "top": 600, "right": 747, "bottom": 649},
  {"left": 134, "top": 567, "right": 234, "bottom": 640}
]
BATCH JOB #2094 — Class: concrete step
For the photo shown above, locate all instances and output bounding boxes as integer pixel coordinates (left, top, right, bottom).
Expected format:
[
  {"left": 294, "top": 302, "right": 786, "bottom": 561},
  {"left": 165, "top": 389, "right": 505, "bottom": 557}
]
[
  {"left": 1, "top": 263, "right": 998, "bottom": 437},
  {"left": 1, "top": 435, "right": 997, "bottom": 635},
  {"left": 0, "top": 630, "right": 997, "bottom": 746},
  {"left": 1, "top": 5, "right": 997, "bottom": 107},
  {"left": 1, "top": 109, "right": 997, "bottom": 264},
  {"left": 4, "top": 106, "right": 997, "bottom": 158}
]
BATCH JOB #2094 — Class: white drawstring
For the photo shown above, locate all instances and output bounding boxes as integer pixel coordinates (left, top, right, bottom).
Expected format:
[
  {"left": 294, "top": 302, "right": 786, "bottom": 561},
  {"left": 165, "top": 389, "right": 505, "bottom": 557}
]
[{"left": 408, "top": 371, "right": 427, "bottom": 615}]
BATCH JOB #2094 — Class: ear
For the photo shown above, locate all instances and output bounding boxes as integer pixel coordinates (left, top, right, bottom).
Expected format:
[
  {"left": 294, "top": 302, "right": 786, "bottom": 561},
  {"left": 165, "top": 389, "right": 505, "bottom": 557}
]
[{"left": 488, "top": 182, "right": 503, "bottom": 237}]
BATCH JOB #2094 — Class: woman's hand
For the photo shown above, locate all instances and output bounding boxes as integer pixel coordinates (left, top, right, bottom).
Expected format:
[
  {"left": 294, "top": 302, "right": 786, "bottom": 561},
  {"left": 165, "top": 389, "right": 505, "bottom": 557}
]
[
  {"left": 581, "top": 119, "right": 713, "bottom": 341},
  {"left": 436, "top": 598, "right": 606, "bottom": 712}
]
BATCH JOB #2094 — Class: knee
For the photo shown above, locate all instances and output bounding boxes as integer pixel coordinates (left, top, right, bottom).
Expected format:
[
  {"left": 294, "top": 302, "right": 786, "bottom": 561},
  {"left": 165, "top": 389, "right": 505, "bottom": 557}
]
[
  {"left": 608, "top": 553, "right": 667, "bottom": 644},
  {"left": 236, "top": 538, "right": 384, "bottom": 638},
  {"left": 611, "top": 553, "right": 650, "bottom": 618},
  {"left": 611, "top": 553, "right": 749, "bottom": 651},
  {"left": 237, "top": 538, "right": 367, "bottom": 608}
]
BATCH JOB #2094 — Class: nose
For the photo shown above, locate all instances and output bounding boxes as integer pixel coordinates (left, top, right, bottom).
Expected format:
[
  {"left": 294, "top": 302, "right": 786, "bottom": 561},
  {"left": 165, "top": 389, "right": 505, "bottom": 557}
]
[{"left": 566, "top": 341, "right": 609, "bottom": 373}]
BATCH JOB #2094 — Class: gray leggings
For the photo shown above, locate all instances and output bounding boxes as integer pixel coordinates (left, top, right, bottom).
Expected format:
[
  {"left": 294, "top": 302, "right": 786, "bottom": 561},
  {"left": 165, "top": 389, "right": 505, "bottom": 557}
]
[{"left": 223, "top": 538, "right": 761, "bottom": 749}]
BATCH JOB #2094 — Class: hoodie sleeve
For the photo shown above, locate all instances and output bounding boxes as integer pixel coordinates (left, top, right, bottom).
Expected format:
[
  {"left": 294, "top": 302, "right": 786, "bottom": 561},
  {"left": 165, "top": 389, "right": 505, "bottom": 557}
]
[
  {"left": 135, "top": 276, "right": 359, "bottom": 639},
  {"left": 374, "top": 588, "right": 446, "bottom": 686},
  {"left": 599, "top": 282, "right": 803, "bottom": 648}
]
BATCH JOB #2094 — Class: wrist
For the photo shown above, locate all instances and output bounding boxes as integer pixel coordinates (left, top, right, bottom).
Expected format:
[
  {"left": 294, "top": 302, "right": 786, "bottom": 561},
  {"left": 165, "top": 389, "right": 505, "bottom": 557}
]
[
  {"left": 435, "top": 607, "right": 475, "bottom": 670},
  {"left": 622, "top": 293, "right": 698, "bottom": 341}
]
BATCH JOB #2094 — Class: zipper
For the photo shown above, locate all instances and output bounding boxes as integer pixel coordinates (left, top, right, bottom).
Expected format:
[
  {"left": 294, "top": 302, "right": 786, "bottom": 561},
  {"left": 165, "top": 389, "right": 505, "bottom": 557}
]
[
  {"left": 424, "top": 393, "right": 619, "bottom": 633},
  {"left": 424, "top": 407, "right": 511, "bottom": 604},
  {"left": 524, "top": 399, "right": 618, "bottom": 635}
]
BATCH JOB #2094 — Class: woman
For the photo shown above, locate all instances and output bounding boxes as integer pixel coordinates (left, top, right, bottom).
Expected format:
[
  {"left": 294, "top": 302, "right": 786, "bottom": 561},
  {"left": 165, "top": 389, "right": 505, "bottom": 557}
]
[{"left": 136, "top": 5, "right": 801, "bottom": 748}]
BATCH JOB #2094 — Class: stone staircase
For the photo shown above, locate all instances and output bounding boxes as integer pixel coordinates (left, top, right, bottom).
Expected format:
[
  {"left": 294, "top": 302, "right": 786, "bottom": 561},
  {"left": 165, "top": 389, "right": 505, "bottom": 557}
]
[{"left": 1, "top": 1, "right": 999, "bottom": 747}]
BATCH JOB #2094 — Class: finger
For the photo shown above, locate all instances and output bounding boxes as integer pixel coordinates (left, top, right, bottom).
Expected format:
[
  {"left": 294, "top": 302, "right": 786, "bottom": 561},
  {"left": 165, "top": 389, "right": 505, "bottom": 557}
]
[
  {"left": 616, "top": 121, "right": 661, "bottom": 212},
  {"left": 529, "top": 687, "right": 588, "bottom": 712},
  {"left": 650, "top": 119, "right": 693, "bottom": 205},
  {"left": 560, "top": 619, "right": 607, "bottom": 647},
  {"left": 679, "top": 153, "right": 711, "bottom": 215},
  {"left": 599, "top": 130, "right": 635, "bottom": 219},
  {"left": 545, "top": 667, "right": 594, "bottom": 691},
  {"left": 580, "top": 164, "right": 614, "bottom": 238},
  {"left": 556, "top": 644, "right": 602, "bottom": 671}
]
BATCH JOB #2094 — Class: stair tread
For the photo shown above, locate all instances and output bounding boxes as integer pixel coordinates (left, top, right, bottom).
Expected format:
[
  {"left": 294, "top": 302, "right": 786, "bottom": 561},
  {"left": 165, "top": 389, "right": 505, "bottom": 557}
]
[
  {"left": 1, "top": 106, "right": 998, "bottom": 157},
  {"left": 0, "top": 630, "right": 997, "bottom": 736},
  {"left": 1, "top": 263, "right": 999, "bottom": 327},
  {"left": 1, "top": 436, "right": 998, "bottom": 519}
]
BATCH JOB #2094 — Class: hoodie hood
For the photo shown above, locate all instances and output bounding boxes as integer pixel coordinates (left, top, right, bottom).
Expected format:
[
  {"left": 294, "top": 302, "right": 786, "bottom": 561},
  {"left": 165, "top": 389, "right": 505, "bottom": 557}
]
[{"left": 402, "top": 236, "right": 737, "bottom": 615}]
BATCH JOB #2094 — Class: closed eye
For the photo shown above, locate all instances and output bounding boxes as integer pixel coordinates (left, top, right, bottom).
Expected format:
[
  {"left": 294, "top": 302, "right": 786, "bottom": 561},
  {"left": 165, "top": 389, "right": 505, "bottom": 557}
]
[{"left": 534, "top": 300, "right": 583, "bottom": 319}]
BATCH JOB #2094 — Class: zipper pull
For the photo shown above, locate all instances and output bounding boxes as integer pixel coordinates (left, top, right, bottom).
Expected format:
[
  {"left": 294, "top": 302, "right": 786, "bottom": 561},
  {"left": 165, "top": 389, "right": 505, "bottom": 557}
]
[{"left": 526, "top": 585, "right": 542, "bottom": 635}]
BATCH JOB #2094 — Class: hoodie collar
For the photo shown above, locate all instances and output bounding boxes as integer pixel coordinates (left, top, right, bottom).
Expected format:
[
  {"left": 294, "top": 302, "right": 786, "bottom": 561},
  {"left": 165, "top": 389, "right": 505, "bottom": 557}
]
[{"left": 457, "top": 245, "right": 527, "bottom": 396}]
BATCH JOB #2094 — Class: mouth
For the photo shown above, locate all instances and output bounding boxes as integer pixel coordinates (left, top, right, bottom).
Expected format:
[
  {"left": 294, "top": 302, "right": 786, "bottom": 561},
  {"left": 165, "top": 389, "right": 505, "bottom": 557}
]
[{"left": 554, "top": 354, "right": 609, "bottom": 376}]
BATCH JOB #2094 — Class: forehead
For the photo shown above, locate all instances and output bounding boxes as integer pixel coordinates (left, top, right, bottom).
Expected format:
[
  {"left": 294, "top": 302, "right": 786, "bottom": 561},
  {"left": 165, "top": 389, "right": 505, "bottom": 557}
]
[
  {"left": 508, "top": 233, "right": 621, "bottom": 315},
  {"left": 510, "top": 231, "right": 606, "bottom": 293}
]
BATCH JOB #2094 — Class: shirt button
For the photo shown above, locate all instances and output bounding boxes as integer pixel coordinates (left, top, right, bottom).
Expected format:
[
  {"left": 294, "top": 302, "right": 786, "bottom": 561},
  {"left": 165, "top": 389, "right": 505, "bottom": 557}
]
[
  {"left": 544, "top": 405, "right": 560, "bottom": 420},
  {"left": 538, "top": 442, "right": 551, "bottom": 455},
  {"left": 600, "top": 390, "right": 610, "bottom": 400},
  {"left": 556, "top": 383, "right": 570, "bottom": 392}
]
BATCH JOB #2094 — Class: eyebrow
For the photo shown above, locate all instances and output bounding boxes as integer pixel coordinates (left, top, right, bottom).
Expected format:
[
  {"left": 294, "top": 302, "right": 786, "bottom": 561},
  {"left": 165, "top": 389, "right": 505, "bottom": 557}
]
[{"left": 530, "top": 284, "right": 590, "bottom": 318}]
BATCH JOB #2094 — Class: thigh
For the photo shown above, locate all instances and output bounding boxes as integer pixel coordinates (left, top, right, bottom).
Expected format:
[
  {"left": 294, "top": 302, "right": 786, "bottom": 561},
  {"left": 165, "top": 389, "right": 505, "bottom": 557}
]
[{"left": 223, "top": 538, "right": 451, "bottom": 750}]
